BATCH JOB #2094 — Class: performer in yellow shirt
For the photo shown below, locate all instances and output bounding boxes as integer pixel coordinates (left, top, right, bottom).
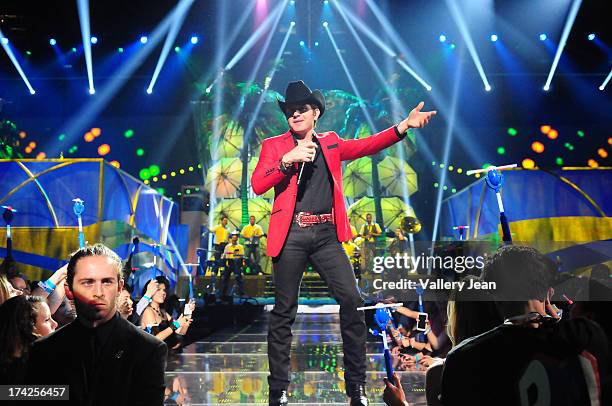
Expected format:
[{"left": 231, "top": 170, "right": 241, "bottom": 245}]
[
  {"left": 221, "top": 232, "right": 245, "bottom": 298},
  {"left": 211, "top": 216, "right": 230, "bottom": 261},
  {"left": 359, "top": 213, "right": 382, "bottom": 273},
  {"left": 241, "top": 215, "right": 265, "bottom": 274}
]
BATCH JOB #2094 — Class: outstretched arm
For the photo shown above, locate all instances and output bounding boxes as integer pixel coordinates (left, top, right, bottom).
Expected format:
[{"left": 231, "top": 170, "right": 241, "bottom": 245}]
[{"left": 339, "top": 101, "right": 436, "bottom": 161}]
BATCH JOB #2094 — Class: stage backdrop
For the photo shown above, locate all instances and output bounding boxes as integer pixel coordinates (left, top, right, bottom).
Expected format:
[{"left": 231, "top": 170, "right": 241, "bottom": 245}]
[{"left": 0, "top": 159, "right": 188, "bottom": 280}]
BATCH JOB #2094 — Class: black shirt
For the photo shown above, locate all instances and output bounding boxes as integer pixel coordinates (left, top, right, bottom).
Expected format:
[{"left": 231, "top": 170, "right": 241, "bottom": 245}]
[
  {"left": 74, "top": 312, "right": 120, "bottom": 390},
  {"left": 294, "top": 135, "right": 334, "bottom": 215}
]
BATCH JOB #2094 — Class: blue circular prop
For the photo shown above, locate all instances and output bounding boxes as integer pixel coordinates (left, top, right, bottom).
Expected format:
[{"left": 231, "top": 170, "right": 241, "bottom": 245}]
[
  {"left": 485, "top": 169, "right": 504, "bottom": 193},
  {"left": 73, "top": 200, "right": 85, "bottom": 216}
]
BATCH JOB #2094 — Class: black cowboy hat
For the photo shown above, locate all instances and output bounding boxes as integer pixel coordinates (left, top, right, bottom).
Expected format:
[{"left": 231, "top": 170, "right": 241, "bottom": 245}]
[{"left": 277, "top": 80, "right": 326, "bottom": 117}]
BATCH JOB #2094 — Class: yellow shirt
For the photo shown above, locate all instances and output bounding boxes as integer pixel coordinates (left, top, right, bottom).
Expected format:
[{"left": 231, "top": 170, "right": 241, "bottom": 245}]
[
  {"left": 241, "top": 224, "right": 264, "bottom": 242},
  {"left": 342, "top": 241, "right": 360, "bottom": 258},
  {"left": 223, "top": 242, "right": 244, "bottom": 258},
  {"left": 211, "top": 224, "right": 229, "bottom": 244},
  {"left": 359, "top": 222, "right": 382, "bottom": 242}
]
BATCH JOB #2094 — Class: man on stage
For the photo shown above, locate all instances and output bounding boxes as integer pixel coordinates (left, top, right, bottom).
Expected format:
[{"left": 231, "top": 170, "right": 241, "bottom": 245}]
[
  {"left": 252, "top": 81, "right": 436, "bottom": 406},
  {"left": 241, "top": 215, "right": 265, "bottom": 274}
]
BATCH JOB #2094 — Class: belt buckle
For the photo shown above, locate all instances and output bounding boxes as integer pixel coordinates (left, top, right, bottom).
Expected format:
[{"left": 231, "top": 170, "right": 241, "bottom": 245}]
[{"left": 296, "top": 212, "right": 312, "bottom": 228}]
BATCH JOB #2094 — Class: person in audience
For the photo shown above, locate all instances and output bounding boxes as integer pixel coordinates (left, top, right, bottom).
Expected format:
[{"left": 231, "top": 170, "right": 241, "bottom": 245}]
[
  {"left": 31, "top": 264, "right": 68, "bottom": 315},
  {"left": 569, "top": 276, "right": 612, "bottom": 404},
  {"left": 440, "top": 245, "right": 609, "bottom": 405},
  {"left": 117, "top": 286, "right": 134, "bottom": 319},
  {"left": 423, "top": 276, "right": 501, "bottom": 406},
  {"left": 140, "top": 276, "right": 193, "bottom": 351},
  {"left": 25, "top": 243, "right": 168, "bottom": 406},
  {"left": 133, "top": 278, "right": 159, "bottom": 323},
  {"left": 0, "top": 274, "right": 21, "bottom": 304},
  {"left": 0, "top": 295, "right": 56, "bottom": 383},
  {"left": 383, "top": 372, "right": 410, "bottom": 406},
  {"left": 8, "top": 273, "right": 31, "bottom": 295}
]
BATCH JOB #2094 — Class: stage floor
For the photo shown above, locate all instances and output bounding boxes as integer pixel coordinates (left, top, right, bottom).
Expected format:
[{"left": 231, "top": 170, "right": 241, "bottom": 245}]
[{"left": 164, "top": 312, "right": 427, "bottom": 405}]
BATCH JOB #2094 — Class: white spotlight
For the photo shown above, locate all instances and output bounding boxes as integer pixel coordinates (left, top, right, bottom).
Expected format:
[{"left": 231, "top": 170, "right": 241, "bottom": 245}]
[
  {"left": 30, "top": 89, "right": 36, "bottom": 95},
  {"left": 543, "top": 85, "right": 550, "bottom": 92},
  {"left": 543, "top": 0, "right": 583, "bottom": 91},
  {"left": 485, "top": 85, "right": 492, "bottom": 92},
  {"left": 89, "top": 88, "right": 96, "bottom": 94},
  {"left": 146, "top": 88, "right": 153, "bottom": 94},
  {"left": 323, "top": 21, "right": 329, "bottom": 27}
]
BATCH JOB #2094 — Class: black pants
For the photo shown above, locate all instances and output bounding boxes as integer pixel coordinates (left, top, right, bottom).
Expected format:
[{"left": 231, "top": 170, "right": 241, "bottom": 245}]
[
  {"left": 214, "top": 243, "right": 227, "bottom": 262},
  {"left": 267, "top": 222, "right": 366, "bottom": 391},
  {"left": 245, "top": 244, "right": 261, "bottom": 274},
  {"left": 221, "top": 258, "right": 244, "bottom": 297}
]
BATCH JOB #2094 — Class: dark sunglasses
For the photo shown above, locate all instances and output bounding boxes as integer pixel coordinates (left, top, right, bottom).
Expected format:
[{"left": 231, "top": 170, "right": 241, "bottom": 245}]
[{"left": 284, "top": 104, "right": 312, "bottom": 118}]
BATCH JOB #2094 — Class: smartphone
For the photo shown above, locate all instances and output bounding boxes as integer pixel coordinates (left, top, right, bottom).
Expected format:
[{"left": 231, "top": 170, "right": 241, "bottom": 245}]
[
  {"left": 416, "top": 312, "right": 428, "bottom": 331},
  {"left": 183, "top": 300, "right": 193, "bottom": 316}
]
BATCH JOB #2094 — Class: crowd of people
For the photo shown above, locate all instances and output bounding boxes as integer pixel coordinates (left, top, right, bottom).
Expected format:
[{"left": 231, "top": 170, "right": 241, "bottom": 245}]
[{"left": 1, "top": 242, "right": 610, "bottom": 405}]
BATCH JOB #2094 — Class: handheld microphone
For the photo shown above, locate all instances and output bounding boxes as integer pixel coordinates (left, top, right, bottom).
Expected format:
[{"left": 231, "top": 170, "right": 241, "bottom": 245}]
[{"left": 297, "top": 135, "right": 317, "bottom": 186}]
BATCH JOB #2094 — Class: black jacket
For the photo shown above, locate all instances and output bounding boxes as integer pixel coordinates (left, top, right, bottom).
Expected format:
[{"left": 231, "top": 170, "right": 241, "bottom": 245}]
[
  {"left": 440, "top": 317, "right": 608, "bottom": 405},
  {"left": 25, "top": 314, "right": 167, "bottom": 406}
]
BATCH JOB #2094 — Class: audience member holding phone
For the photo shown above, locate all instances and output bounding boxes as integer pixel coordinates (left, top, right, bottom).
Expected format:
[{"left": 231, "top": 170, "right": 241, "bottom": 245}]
[{"left": 140, "top": 276, "right": 194, "bottom": 351}]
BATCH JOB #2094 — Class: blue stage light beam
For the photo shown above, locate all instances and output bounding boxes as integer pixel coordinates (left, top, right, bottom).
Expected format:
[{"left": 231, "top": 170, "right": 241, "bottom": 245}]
[
  {"left": 227, "top": 0, "right": 288, "bottom": 122},
  {"left": 77, "top": 0, "right": 95, "bottom": 94},
  {"left": 0, "top": 29, "right": 36, "bottom": 94},
  {"left": 324, "top": 22, "right": 377, "bottom": 134},
  {"left": 544, "top": 0, "right": 583, "bottom": 91},
  {"left": 206, "top": 1, "right": 284, "bottom": 94},
  {"left": 207, "top": 0, "right": 232, "bottom": 258},
  {"left": 146, "top": 0, "right": 195, "bottom": 94},
  {"left": 242, "top": 22, "right": 294, "bottom": 152},
  {"left": 203, "top": 2, "right": 256, "bottom": 94},
  {"left": 431, "top": 54, "right": 463, "bottom": 248},
  {"left": 224, "top": 4, "right": 286, "bottom": 72},
  {"left": 445, "top": 0, "right": 492, "bottom": 91},
  {"left": 341, "top": 5, "right": 432, "bottom": 91},
  {"left": 54, "top": 0, "right": 194, "bottom": 156},
  {"left": 333, "top": 0, "right": 438, "bottom": 173},
  {"left": 363, "top": 0, "right": 485, "bottom": 166},
  {"left": 600, "top": 67, "right": 612, "bottom": 91},
  {"left": 333, "top": 1, "right": 399, "bottom": 108}
]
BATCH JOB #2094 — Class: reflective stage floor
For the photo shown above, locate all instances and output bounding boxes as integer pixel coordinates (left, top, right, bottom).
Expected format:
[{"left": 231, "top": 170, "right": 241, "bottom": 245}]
[{"left": 164, "top": 312, "right": 427, "bottom": 405}]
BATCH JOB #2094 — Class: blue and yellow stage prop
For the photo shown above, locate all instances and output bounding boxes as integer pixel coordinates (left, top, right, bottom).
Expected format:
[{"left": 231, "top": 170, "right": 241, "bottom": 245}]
[
  {"left": 0, "top": 159, "right": 187, "bottom": 281},
  {"left": 442, "top": 168, "right": 612, "bottom": 244},
  {"left": 358, "top": 302, "right": 403, "bottom": 382},
  {"left": 441, "top": 167, "right": 612, "bottom": 273}
]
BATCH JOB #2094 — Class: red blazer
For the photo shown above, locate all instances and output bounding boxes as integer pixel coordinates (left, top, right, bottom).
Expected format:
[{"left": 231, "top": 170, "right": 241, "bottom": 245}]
[{"left": 252, "top": 126, "right": 404, "bottom": 258}]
